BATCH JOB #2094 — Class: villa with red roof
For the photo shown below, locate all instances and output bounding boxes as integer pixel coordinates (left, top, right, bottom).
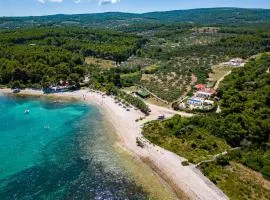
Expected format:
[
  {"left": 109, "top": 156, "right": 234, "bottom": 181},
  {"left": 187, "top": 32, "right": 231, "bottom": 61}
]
[{"left": 195, "top": 84, "right": 206, "bottom": 90}]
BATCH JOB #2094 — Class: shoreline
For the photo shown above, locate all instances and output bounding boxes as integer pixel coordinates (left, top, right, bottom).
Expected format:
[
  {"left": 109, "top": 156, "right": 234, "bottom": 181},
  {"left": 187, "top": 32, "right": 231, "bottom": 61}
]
[{"left": 0, "top": 88, "right": 228, "bottom": 200}]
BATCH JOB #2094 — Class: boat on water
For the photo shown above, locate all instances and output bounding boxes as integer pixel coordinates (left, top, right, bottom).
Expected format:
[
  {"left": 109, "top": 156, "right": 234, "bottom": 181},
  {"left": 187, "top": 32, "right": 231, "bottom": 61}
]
[
  {"left": 24, "top": 109, "right": 30, "bottom": 114},
  {"left": 44, "top": 125, "right": 50, "bottom": 130}
]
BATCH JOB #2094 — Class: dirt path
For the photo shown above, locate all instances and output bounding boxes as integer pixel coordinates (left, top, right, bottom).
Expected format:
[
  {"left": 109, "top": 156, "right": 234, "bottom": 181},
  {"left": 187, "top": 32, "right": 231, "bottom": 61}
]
[
  {"left": 214, "top": 71, "right": 232, "bottom": 90},
  {"left": 146, "top": 102, "right": 194, "bottom": 119},
  {"left": 195, "top": 147, "right": 241, "bottom": 167}
]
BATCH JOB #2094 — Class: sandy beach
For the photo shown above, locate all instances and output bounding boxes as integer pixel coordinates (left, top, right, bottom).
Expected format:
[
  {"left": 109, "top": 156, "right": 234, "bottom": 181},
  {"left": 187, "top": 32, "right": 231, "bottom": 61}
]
[{"left": 0, "top": 88, "right": 228, "bottom": 200}]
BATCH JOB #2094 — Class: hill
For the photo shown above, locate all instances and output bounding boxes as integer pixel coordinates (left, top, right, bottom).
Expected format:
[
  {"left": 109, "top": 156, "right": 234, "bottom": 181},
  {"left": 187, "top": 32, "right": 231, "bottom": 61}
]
[{"left": 1, "top": 8, "right": 270, "bottom": 29}]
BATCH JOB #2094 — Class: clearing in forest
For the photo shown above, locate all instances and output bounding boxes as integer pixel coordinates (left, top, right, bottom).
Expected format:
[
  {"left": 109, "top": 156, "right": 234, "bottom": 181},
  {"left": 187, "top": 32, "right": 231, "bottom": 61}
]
[
  {"left": 208, "top": 65, "right": 233, "bottom": 83},
  {"left": 85, "top": 57, "right": 116, "bottom": 69}
]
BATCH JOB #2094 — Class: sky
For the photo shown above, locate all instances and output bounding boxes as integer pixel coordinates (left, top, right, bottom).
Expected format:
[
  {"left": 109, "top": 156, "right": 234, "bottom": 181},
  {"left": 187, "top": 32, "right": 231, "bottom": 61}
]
[{"left": 0, "top": 0, "right": 269, "bottom": 17}]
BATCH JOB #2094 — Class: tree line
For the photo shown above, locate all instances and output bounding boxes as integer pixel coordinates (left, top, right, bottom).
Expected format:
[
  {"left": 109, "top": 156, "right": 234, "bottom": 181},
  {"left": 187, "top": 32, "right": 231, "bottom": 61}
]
[{"left": 0, "top": 27, "right": 145, "bottom": 88}]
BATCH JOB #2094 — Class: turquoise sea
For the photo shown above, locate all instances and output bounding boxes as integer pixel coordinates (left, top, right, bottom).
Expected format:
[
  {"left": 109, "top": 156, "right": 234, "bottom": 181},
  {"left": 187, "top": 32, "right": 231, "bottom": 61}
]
[{"left": 0, "top": 94, "right": 148, "bottom": 199}]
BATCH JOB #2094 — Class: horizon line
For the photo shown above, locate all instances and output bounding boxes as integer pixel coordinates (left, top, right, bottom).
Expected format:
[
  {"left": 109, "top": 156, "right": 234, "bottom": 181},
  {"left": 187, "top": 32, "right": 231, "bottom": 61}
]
[{"left": 0, "top": 7, "right": 269, "bottom": 18}]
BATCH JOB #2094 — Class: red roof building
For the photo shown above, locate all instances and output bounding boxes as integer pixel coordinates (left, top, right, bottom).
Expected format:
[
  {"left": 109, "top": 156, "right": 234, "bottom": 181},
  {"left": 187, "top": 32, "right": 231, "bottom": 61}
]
[
  {"left": 195, "top": 84, "right": 206, "bottom": 90},
  {"left": 200, "top": 88, "right": 216, "bottom": 95}
]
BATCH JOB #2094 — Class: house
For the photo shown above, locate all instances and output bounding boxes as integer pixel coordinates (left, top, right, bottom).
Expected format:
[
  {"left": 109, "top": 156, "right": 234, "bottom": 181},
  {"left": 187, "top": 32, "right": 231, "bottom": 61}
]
[
  {"left": 195, "top": 88, "right": 216, "bottom": 98},
  {"left": 136, "top": 90, "right": 150, "bottom": 98},
  {"left": 228, "top": 58, "right": 245, "bottom": 67},
  {"left": 195, "top": 84, "right": 206, "bottom": 91}
]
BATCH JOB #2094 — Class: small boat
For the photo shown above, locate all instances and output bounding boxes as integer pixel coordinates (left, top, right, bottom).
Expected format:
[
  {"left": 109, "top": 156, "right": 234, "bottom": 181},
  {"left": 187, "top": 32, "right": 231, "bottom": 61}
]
[
  {"left": 24, "top": 109, "right": 30, "bottom": 114},
  {"left": 44, "top": 125, "right": 50, "bottom": 130},
  {"left": 13, "top": 88, "right": 21, "bottom": 93}
]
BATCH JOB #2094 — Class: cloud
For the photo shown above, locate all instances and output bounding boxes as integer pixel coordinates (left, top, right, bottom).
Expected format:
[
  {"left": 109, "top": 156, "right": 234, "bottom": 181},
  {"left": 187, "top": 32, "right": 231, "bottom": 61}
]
[
  {"left": 38, "top": 0, "right": 120, "bottom": 6},
  {"left": 98, "top": 0, "right": 120, "bottom": 6},
  {"left": 38, "top": 0, "right": 64, "bottom": 4},
  {"left": 73, "top": 0, "right": 120, "bottom": 5}
]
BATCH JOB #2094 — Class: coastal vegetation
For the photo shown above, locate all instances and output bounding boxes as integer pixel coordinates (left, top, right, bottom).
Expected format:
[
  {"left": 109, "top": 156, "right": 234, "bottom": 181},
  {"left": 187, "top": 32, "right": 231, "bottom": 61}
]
[
  {"left": 143, "top": 115, "right": 230, "bottom": 163},
  {"left": 142, "top": 54, "right": 270, "bottom": 198},
  {"left": 200, "top": 161, "right": 270, "bottom": 200},
  {"left": 86, "top": 64, "right": 150, "bottom": 114},
  {"left": 120, "top": 72, "right": 142, "bottom": 87},
  {"left": 117, "top": 90, "right": 150, "bottom": 114},
  {"left": 0, "top": 28, "right": 145, "bottom": 88}
]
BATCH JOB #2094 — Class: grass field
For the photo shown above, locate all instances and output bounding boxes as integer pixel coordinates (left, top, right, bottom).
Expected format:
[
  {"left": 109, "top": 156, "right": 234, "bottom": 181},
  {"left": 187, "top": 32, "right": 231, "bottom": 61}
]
[
  {"left": 85, "top": 57, "right": 115, "bottom": 69},
  {"left": 146, "top": 97, "right": 170, "bottom": 107},
  {"left": 254, "top": 52, "right": 270, "bottom": 61},
  {"left": 208, "top": 65, "right": 233, "bottom": 83}
]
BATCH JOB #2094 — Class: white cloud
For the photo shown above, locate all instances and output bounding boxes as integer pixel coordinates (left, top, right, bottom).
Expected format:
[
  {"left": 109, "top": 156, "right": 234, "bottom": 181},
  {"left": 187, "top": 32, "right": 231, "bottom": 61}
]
[
  {"left": 38, "top": 0, "right": 64, "bottom": 4},
  {"left": 98, "top": 0, "right": 120, "bottom": 6},
  {"left": 38, "top": 0, "right": 120, "bottom": 6},
  {"left": 73, "top": 0, "right": 120, "bottom": 5}
]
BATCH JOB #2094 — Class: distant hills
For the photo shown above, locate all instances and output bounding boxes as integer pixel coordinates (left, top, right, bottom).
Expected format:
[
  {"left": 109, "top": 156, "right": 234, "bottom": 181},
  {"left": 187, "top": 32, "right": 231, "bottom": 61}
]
[
  {"left": 1, "top": 8, "right": 270, "bottom": 29},
  {"left": 142, "top": 8, "right": 270, "bottom": 23}
]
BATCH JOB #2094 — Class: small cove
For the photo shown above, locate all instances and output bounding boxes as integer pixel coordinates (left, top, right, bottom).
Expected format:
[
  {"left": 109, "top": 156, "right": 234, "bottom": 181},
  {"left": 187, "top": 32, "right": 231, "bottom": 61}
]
[{"left": 0, "top": 94, "right": 149, "bottom": 199}]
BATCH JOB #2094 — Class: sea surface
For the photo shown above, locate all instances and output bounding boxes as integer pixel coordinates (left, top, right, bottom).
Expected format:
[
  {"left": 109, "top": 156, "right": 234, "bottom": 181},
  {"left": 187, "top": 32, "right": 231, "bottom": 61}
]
[{"left": 0, "top": 94, "right": 148, "bottom": 200}]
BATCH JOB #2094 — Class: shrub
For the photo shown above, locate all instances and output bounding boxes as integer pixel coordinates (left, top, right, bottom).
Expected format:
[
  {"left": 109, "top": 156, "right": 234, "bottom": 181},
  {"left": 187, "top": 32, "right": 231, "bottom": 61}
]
[
  {"left": 216, "top": 156, "right": 230, "bottom": 166},
  {"left": 244, "top": 157, "right": 264, "bottom": 172},
  {"left": 260, "top": 166, "right": 270, "bottom": 180},
  {"left": 191, "top": 143, "right": 197, "bottom": 149},
  {"left": 182, "top": 161, "right": 190, "bottom": 166},
  {"left": 11, "top": 81, "right": 21, "bottom": 89}
]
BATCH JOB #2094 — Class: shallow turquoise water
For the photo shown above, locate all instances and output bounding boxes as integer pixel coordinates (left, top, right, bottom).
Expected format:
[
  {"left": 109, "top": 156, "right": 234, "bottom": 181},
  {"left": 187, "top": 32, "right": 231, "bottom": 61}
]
[{"left": 0, "top": 95, "right": 148, "bottom": 199}]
